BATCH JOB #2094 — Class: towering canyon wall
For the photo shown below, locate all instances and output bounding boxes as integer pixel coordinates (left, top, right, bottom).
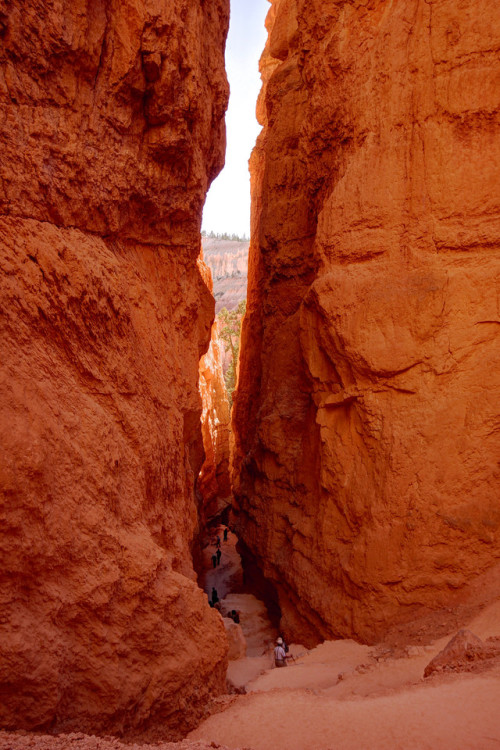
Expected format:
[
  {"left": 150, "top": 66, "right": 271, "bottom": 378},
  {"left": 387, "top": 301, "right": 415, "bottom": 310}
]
[
  {"left": 233, "top": 0, "right": 500, "bottom": 646},
  {"left": 0, "top": 0, "right": 229, "bottom": 738}
]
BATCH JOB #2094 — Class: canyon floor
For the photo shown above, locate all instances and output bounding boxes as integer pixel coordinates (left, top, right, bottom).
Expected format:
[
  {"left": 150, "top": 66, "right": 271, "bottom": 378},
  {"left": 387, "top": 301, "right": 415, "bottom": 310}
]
[
  {"left": 3, "top": 534, "right": 500, "bottom": 750},
  {"left": 191, "top": 531, "right": 500, "bottom": 749}
]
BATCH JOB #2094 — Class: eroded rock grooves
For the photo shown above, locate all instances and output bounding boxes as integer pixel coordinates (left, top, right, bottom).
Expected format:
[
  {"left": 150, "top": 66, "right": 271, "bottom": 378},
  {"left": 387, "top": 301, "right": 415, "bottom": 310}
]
[
  {"left": 232, "top": 0, "right": 500, "bottom": 646},
  {"left": 0, "top": 0, "right": 229, "bottom": 738}
]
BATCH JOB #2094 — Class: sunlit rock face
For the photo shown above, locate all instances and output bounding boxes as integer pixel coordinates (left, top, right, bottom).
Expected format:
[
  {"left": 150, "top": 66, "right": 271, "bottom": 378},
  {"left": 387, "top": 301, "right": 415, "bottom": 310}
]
[
  {"left": 232, "top": 0, "right": 500, "bottom": 646},
  {"left": 198, "top": 263, "right": 232, "bottom": 525},
  {"left": 0, "top": 0, "right": 229, "bottom": 738}
]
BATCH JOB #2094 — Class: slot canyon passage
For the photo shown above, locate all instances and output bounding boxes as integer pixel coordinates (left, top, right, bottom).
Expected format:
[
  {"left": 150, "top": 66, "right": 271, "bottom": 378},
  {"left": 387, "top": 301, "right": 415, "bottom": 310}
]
[{"left": 0, "top": 1, "right": 500, "bottom": 750}]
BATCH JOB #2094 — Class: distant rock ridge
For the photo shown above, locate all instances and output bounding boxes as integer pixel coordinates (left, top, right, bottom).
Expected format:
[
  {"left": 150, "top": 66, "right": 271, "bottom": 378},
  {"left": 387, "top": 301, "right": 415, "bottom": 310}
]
[{"left": 202, "top": 238, "right": 249, "bottom": 312}]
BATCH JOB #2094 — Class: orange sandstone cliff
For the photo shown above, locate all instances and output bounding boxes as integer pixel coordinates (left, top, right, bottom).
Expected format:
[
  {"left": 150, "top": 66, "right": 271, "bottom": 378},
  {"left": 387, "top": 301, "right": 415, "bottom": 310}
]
[
  {"left": 0, "top": 0, "right": 229, "bottom": 738},
  {"left": 198, "top": 263, "right": 232, "bottom": 526},
  {"left": 233, "top": 0, "right": 500, "bottom": 646}
]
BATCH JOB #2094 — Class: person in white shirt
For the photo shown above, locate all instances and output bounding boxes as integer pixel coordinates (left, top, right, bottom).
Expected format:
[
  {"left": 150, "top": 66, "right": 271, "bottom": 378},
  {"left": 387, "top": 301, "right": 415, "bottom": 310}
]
[{"left": 274, "top": 637, "right": 292, "bottom": 667}]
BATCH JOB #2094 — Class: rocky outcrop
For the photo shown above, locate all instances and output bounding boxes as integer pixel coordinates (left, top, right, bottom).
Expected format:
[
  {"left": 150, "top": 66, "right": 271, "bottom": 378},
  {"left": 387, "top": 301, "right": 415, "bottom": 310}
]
[
  {"left": 202, "top": 239, "right": 249, "bottom": 312},
  {"left": 222, "top": 619, "right": 247, "bottom": 661},
  {"left": 198, "top": 268, "right": 232, "bottom": 525},
  {"left": 0, "top": 0, "right": 229, "bottom": 738},
  {"left": 424, "top": 630, "right": 500, "bottom": 678},
  {"left": 233, "top": 0, "right": 500, "bottom": 646}
]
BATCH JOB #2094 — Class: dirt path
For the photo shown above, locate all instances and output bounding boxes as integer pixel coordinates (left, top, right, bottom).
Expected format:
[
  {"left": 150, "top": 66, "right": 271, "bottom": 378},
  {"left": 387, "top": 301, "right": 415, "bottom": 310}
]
[
  {"left": 199, "top": 525, "right": 279, "bottom": 688},
  {"left": 189, "top": 600, "right": 500, "bottom": 749},
  {"left": 190, "top": 673, "right": 500, "bottom": 750},
  {"left": 200, "top": 526, "right": 243, "bottom": 602}
]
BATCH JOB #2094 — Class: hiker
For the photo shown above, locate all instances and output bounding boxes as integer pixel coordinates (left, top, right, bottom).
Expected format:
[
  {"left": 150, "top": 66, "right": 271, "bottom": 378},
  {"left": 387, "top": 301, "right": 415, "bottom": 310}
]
[
  {"left": 232, "top": 609, "right": 240, "bottom": 624},
  {"left": 216, "top": 535, "right": 221, "bottom": 548},
  {"left": 211, "top": 553, "right": 217, "bottom": 569},
  {"left": 279, "top": 635, "right": 289, "bottom": 654},
  {"left": 223, "top": 527, "right": 228, "bottom": 542},
  {"left": 211, "top": 587, "right": 219, "bottom": 604},
  {"left": 274, "top": 637, "right": 292, "bottom": 667},
  {"left": 216, "top": 547, "right": 222, "bottom": 566}
]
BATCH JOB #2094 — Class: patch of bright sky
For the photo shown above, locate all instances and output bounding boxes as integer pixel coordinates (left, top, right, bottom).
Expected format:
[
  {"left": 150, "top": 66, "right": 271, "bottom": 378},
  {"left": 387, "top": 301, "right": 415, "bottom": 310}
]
[{"left": 201, "top": 0, "right": 269, "bottom": 239}]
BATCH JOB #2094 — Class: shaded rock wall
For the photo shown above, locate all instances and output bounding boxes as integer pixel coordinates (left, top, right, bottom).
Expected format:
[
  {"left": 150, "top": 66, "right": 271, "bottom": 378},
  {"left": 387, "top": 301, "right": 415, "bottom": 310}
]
[
  {"left": 233, "top": 0, "right": 500, "bottom": 646},
  {"left": 0, "top": 0, "right": 229, "bottom": 738}
]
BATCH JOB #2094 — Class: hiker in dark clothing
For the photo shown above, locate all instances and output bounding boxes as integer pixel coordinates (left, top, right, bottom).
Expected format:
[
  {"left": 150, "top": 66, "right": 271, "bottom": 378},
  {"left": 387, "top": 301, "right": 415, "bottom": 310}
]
[
  {"left": 216, "top": 548, "right": 222, "bottom": 566},
  {"left": 211, "top": 553, "right": 217, "bottom": 569},
  {"left": 223, "top": 527, "right": 228, "bottom": 542},
  {"left": 211, "top": 587, "right": 218, "bottom": 604},
  {"left": 279, "top": 635, "right": 289, "bottom": 654},
  {"left": 216, "top": 535, "right": 221, "bottom": 548}
]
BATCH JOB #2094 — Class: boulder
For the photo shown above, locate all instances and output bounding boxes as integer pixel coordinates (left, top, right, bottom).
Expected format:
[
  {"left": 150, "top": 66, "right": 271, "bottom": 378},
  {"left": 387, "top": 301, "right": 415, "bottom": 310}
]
[
  {"left": 223, "top": 618, "right": 247, "bottom": 661},
  {"left": 424, "top": 630, "right": 500, "bottom": 677}
]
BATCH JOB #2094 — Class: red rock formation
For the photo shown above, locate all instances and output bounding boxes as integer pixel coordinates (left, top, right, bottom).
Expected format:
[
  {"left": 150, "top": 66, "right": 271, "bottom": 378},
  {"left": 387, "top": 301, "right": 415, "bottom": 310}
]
[
  {"left": 233, "top": 0, "right": 500, "bottom": 646},
  {"left": 424, "top": 630, "right": 500, "bottom": 678},
  {"left": 0, "top": 0, "right": 229, "bottom": 738},
  {"left": 198, "top": 265, "right": 232, "bottom": 525},
  {"left": 424, "top": 629, "right": 500, "bottom": 677},
  {"left": 222, "top": 619, "right": 247, "bottom": 662}
]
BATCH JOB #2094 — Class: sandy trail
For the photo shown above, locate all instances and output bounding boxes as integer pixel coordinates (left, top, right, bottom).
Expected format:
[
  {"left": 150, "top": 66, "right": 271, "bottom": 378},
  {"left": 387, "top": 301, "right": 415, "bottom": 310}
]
[
  {"left": 190, "top": 673, "right": 500, "bottom": 750},
  {"left": 200, "top": 526, "right": 243, "bottom": 602},
  {"left": 224, "top": 592, "right": 277, "bottom": 688},
  {"left": 189, "top": 597, "right": 500, "bottom": 749},
  {"left": 199, "top": 526, "right": 278, "bottom": 687}
]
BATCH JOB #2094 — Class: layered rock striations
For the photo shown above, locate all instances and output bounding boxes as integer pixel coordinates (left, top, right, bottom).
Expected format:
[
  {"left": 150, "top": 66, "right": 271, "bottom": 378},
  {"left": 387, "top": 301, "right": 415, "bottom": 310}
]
[
  {"left": 233, "top": 0, "right": 500, "bottom": 646},
  {"left": 0, "top": 0, "right": 229, "bottom": 738},
  {"left": 202, "top": 238, "right": 249, "bottom": 313}
]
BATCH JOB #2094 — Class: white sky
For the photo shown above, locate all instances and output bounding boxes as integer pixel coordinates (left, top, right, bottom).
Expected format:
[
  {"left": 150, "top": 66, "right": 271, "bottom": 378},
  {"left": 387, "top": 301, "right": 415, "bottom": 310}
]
[{"left": 202, "top": 0, "right": 270, "bottom": 238}]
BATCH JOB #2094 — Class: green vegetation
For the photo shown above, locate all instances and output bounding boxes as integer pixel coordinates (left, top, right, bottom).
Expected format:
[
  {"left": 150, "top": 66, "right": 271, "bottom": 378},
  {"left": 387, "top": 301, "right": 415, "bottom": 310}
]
[
  {"left": 202, "top": 230, "right": 249, "bottom": 242},
  {"left": 217, "top": 299, "right": 247, "bottom": 405}
]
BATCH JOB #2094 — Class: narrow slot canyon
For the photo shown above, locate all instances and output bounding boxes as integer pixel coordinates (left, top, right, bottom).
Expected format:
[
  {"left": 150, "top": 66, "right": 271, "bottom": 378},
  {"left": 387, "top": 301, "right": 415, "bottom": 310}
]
[{"left": 1, "top": 1, "right": 500, "bottom": 750}]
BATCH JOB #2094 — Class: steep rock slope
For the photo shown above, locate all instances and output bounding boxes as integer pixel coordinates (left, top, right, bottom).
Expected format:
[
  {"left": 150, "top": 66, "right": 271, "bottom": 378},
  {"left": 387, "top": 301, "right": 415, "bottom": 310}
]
[
  {"left": 0, "top": 0, "right": 229, "bottom": 738},
  {"left": 233, "top": 0, "right": 500, "bottom": 646}
]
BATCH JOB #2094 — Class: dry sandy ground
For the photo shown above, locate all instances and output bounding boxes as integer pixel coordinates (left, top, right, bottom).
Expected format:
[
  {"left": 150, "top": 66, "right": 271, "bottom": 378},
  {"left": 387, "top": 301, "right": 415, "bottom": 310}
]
[
  {"left": 0, "top": 734, "right": 239, "bottom": 750},
  {"left": 3, "top": 533, "right": 499, "bottom": 750},
  {"left": 188, "top": 595, "right": 500, "bottom": 750}
]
